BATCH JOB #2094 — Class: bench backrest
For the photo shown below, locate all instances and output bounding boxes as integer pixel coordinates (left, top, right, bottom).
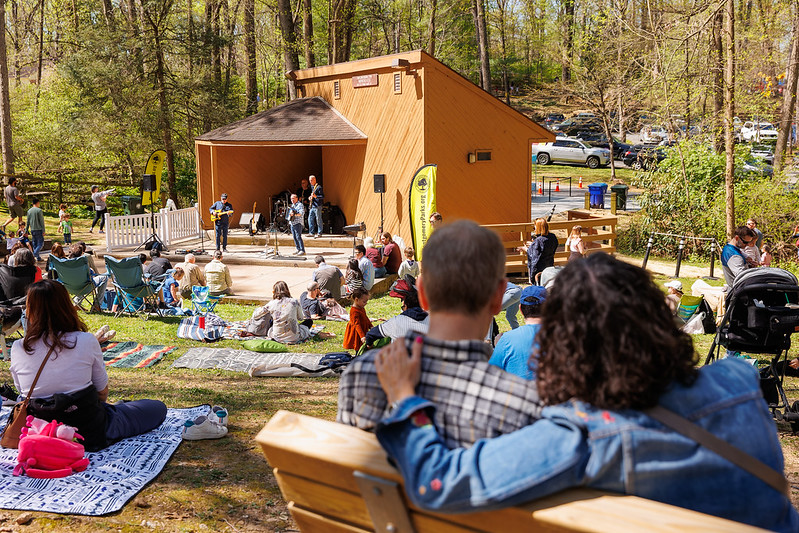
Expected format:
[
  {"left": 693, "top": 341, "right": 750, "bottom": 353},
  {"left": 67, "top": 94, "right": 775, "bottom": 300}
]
[{"left": 256, "top": 410, "right": 766, "bottom": 533}]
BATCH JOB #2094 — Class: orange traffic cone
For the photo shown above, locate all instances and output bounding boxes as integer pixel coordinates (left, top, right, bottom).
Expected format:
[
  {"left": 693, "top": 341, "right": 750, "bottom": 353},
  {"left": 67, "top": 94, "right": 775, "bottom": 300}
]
[
  {"left": 537, "top": 182, "right": 543, "bottom": 194},
  {"left": 555, "top": 179, "right": 560, "bottom": 192},
  {"left": 578, "top": 177, "right": 583, "bottom": 188}
]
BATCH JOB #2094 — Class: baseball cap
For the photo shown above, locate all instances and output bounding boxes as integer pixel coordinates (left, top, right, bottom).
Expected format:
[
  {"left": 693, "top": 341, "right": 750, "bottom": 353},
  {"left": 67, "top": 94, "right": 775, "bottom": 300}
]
[
  {"left": 521, "top": 285, "right": 547, "bottom": 305},
  {"left": 664, "top": 280, "right": 683, "bottom": 291},
  {"left": 221, "top": 193, "right": 228, "bottom": 199}
]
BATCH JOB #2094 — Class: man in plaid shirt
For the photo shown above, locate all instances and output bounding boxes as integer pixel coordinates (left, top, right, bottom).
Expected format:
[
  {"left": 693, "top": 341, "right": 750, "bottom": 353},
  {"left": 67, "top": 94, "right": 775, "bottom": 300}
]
[{"left": 337, "top": 220, "right": 542, "bottom": 448}]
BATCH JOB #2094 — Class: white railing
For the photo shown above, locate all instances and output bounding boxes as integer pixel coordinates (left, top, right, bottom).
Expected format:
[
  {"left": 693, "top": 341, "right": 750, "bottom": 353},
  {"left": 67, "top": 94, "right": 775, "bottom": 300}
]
[{"left": 105, "top": 205, "right": 201, "bottom": 252}]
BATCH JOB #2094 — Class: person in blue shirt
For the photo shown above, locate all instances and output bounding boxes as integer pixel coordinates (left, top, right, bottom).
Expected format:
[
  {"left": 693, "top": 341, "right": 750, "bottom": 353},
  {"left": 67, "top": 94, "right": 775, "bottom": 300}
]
[
  {"left": 372, "top": 253, "right": 798, "bottom": 532},
  {"left": 209, "top": 193, "right": 234, "bottom": 252},
  {"left": 720, "top": 225, "right": 756, "bottom": 286},
  {"left": 488, "top": 285, "right": 545, "bottom": 380}
]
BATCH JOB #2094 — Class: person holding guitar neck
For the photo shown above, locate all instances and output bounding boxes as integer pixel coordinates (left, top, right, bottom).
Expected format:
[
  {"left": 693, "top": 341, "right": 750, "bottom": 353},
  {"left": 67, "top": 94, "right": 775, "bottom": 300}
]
[
  {"left": 287, "top": 193, "right": 305, "bottom": 256},
  {"left": 209, "top": 193, "right": 234, "bottom": 252},
  {"left": 307, "top": 175, "right": 324, "bottom": 238}
]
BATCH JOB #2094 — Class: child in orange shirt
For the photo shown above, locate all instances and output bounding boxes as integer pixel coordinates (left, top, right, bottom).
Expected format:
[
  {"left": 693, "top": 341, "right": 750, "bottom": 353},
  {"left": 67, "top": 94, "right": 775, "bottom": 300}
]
[{"left": 343, "top": 288, "right": 372, "bottom": 351}]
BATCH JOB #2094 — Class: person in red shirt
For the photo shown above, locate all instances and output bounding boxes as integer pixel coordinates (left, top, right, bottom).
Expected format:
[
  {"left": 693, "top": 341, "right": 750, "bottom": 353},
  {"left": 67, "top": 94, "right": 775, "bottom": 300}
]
[
  {"left": 364, "top": 237, "right": 385, "bottom": 278},
  {"left": 343, "top": 288, "right": 373, "bottom": 351},
  {"left": 380, "top": 232, "right": 402, "bottom": 275}
]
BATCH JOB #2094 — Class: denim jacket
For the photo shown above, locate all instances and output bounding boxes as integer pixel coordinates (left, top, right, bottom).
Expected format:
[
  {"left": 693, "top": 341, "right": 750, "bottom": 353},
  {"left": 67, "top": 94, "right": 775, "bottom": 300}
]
[{"left": 376, "top": 358, "right": 799, "bottom": 532}]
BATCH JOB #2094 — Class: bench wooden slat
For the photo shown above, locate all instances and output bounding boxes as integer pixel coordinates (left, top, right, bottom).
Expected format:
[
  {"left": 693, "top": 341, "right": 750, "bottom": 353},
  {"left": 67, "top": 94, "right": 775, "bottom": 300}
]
[{"left": 256, "top": 410, "right": 768, "bottom": 533}]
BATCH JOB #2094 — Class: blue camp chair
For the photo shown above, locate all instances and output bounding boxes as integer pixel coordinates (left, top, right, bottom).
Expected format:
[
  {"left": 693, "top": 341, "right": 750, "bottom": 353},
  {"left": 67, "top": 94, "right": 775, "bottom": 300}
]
[
  {"left": 104, "top": 255, "right": 164, "bottom": 319},
  {"left": 47, "top": 256, "right": 105, "bottom": 311},
  {"left": 191, "top": 285, "right": 223, "bottom": 315}
]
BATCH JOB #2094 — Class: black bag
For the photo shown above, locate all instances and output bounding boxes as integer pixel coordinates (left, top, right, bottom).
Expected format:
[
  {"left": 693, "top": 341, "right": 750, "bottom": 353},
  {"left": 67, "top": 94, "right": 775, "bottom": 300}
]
[
  {"left": 759, "top": 366, "right": 780, "bottom": 406},
  {"left": 28, "top": 385, "right": 108, "bottom": 452},
  {"left": 698, "top": 299, "right": 717, "bottom": 334}
]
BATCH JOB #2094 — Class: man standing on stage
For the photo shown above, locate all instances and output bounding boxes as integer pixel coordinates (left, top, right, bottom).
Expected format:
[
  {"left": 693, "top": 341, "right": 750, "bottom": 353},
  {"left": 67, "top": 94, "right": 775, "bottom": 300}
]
[
  {"left": 307, "top": 175, "right": 324, "bottom": 238},
  {"left": 287, "top": 193, "right": 306, "bottom": 255},
  {"left": 3, "top": 177, "right": 24, "bottom": 232},
  {"left": 296, "top": 177, "right": 312, "bottom": 229},
  {"left": 209, "top": 193, "right": 234, "bottom": 252}
]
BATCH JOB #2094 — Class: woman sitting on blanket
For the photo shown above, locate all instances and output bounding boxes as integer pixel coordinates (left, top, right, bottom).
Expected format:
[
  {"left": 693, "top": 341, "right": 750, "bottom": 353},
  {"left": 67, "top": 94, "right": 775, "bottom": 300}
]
[
  {"left": 9, "top": 280, "right": 167, "bottom": 451},
  {"left": 266, "top": 281, "right": 313, "bottom": 344}
]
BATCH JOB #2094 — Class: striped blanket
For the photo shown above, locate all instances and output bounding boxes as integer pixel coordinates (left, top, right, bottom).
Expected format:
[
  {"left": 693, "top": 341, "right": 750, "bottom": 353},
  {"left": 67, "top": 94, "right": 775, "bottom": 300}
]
[{"left": 101, "top": 342, "right": 177, "bottom": 368}]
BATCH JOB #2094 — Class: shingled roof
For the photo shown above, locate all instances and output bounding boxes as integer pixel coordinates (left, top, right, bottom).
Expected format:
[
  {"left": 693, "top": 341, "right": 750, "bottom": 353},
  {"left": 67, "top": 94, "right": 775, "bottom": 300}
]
[{"left": 196, "top": 96, "right": 367, "bottom": 142}]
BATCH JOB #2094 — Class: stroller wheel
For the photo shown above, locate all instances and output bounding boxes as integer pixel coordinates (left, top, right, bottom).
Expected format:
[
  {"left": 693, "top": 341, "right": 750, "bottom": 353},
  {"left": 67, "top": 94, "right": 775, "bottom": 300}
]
[
  {"left": 775, "top": 410, "right": 785, "bottom": 422},
  {"left": 792, "top": 401, "right": 799, "bottom": 413}
]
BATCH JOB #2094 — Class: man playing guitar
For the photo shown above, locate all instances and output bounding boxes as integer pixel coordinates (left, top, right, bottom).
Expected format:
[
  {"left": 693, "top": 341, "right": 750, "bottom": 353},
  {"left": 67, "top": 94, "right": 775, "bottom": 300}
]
[{"left": 209, "top": 193, "right": 234, "bottom": 252}]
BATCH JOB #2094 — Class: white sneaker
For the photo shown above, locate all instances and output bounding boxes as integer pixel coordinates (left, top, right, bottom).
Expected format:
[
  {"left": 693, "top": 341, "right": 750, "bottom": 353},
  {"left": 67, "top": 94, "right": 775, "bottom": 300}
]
[
  {"left": 182, "top": 415, "right": 228, "bottom": 440},
  {"left": 94, "top": 325, "right": 110, "bottom": 341},
  {"left": 99, "top": 329, "right": 117, "bottom": 343},
  {"left": 209, "top": 405, "right": 228, "bottom": 426},
  {"left": 297, "top": 251, "right": 305, "bottom": 256}
]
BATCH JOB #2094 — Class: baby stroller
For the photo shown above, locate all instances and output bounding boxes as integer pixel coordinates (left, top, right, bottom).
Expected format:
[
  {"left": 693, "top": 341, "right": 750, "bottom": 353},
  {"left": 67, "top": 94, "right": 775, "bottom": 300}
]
[{"left": 705, "top": 267, "right": 799, "bottom": 431}]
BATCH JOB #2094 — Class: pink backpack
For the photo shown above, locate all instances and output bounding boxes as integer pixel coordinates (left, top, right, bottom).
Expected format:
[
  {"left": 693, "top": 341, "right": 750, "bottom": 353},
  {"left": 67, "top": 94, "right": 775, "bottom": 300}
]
[{"left": 12, "top": 416, "right": 90, "bottom": 478}]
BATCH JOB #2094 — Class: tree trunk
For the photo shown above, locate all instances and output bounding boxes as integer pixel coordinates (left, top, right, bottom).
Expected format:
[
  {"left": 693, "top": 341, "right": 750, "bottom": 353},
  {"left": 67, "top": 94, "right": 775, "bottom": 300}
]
[
  {"left": 562, "top": 0, "right": 574, "bottom": 81},
  {"left": 302, "top": 0, "right": 314, "bottom": 67},
  {"left": 277, "top": 0, "right": 299, "bottom": 98},
  {"left": 712, "top": 9, "right": 724, "bottom": 153},
  {"left": 244, "top": 0, "right": 257, "bottom": 114},
  {"left": 34, "top": 0, "right": 43, "bottom": 115},
  {"left": 0, "top": 0, "right": 14, "bottom": 175},
  {"left": 724, "top": 0, "right": 735, "bottom": 239},
  {"left": 101, "top": 0, "right": 116, "bottom": 29},
  {"left": 472, "top": 0, "right": 490, "bottom": 92},
  {"left": 427, "top": 0, "right": 436, "bottom": 56},
  {"left": 775, "top": 17, "right": 799, "bottom": 173}
]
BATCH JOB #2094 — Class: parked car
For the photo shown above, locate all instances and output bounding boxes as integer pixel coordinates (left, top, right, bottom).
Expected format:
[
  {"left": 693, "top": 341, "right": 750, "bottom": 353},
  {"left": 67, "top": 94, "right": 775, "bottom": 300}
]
[
  {"left": 751, "top": 145, "right": 775, "bottom": 165},
  {"left": 740, "top": 121, "right": 778, "bottom": 142},
  {"left": 543, "top": 113, "right": 565, "bottom": 128},
  {"left": 531, "top": 137, "right": 611, "bottom": 169},
  {"left": 636, "top": 146, "right": 668, "bottom": 170},
  {"left": 552, "top": 117, "right": 603, "bottom": 135},
  {"left": 640, "top": 124, "right": 668, "bottom": 144},
  {"left": 739, "top": 159, "right": 774, "bottom": 177},
  {"left": 622, "top": 144, "right": 646, "bottom": 168},
  {"left": 573, "top": 131, "right": 631, "bottom": 160}
]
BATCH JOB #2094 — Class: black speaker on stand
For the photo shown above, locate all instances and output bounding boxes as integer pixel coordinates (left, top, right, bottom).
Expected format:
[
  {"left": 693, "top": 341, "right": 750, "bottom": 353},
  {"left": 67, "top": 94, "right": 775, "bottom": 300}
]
[
  {"left": 135, "top": 174, "right": 167, "bottom": 252},
  {"left": 374, "top": 174, "right": 385, "bottom": 236}
]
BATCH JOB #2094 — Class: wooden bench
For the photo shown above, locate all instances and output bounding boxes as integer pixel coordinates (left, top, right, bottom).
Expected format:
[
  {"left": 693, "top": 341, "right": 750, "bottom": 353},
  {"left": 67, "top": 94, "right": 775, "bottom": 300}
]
[{"left": 256, "top": 410, "right": 766, "bottom": 532}]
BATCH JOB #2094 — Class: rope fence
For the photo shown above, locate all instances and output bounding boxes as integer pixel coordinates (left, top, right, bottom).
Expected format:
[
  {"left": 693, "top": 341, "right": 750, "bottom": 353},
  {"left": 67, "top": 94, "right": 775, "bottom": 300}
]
[{"left": 641, "top": 232, "right": 721, "bottom": 279}]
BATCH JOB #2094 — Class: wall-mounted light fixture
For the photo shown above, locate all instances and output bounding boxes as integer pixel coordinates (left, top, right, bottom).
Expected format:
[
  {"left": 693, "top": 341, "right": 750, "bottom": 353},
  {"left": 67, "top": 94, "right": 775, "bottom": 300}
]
[{"left": 467, "top": 152, "right": 477, "bottom": 164}]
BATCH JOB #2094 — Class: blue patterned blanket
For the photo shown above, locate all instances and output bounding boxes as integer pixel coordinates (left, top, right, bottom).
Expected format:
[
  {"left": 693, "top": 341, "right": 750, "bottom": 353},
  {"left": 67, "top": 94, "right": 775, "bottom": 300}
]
[{"left": 0, "top": 405, "right": 206, "bottom": 515}]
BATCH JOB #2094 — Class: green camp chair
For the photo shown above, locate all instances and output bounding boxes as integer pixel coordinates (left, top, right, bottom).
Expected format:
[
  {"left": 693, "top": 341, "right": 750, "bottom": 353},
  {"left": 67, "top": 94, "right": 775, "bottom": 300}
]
[
  {"left": 104, "top": 255, "right": 164, "bottom": 319},
  {"left": 191, "top": 285, "right": 223, "bottom": 315},
  {"left": 47, "top": 255, "right": 104, "bottom": 312},
  {"left": 677, "top": 294, "right": 704, "bottom": 322}
]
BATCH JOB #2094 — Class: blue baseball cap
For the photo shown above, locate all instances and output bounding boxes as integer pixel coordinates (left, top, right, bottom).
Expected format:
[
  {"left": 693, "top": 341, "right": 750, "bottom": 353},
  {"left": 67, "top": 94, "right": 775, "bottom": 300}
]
[{"left": 521, "top": 285, "right": 547, "bottom": 305}]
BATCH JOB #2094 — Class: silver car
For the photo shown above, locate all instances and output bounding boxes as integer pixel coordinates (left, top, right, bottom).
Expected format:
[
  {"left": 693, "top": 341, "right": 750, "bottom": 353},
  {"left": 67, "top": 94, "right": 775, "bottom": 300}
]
[{"left": 532, "top": 137, "right": 611, "bottom": 169}]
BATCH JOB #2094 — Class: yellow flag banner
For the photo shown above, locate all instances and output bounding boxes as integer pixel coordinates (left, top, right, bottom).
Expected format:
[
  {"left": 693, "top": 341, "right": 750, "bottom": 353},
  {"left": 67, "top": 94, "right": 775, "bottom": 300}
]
[
  {"left": 408, "top": 164, "right": 437, "bottom": 261},
  {"left": 142, "top": 149, "right": 167, "bottom": 206}
]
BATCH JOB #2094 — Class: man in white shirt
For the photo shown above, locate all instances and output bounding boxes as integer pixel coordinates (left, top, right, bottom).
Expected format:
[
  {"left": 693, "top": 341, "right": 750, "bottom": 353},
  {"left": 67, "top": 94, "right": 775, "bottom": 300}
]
[{"left": 204, "top": 250, "right": 233, "bottom": 296}]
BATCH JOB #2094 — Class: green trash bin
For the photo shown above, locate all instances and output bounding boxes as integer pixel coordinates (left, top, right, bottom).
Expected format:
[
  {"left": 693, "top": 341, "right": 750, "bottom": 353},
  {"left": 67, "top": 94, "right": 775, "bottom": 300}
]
[
  {"left": 122, "top": 195, "right": 144, "bottom": 215},
  {"left": 610, "top": 184, "right": 629, "bottom": 210}
]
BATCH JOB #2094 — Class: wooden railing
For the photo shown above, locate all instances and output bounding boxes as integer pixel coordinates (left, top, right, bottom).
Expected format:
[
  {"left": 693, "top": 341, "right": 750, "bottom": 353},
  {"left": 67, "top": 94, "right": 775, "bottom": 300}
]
[
  {"left": 483, "top": 210, "right": 617, "bottom": 275},
  {"left": 104, "top": 205, "right": 200, "bottom": 252}
]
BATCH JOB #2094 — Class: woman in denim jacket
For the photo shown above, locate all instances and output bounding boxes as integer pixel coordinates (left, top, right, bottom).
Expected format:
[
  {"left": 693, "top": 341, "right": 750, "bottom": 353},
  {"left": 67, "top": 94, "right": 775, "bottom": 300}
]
[{"left": 374, "top": 254, "right": 799, "bottom": 532}]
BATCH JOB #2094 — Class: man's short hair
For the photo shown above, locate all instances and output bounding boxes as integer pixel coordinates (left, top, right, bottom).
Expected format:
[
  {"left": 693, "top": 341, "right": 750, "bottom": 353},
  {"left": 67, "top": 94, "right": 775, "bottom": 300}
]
[
  {"left": 138, "top": 253, "right": 147, "bottom": 263},
  {"left": 213, "top": 250, "right": 222, "bottom": 260},
  {"left": 307, "top": 281, "right": 319, "bottom": 291},
  {"left": 314, "top": 255, "right": 325, "bottom": 265},
  {"left": 31, "top": 197, "right": 40, "bottom": 205},
  {"left": 8, "top": 177, "right": 16, "bottom": 186},
  {"left": 185, "top": 253, "right": 196, "bottom": 263},
  {"left": 421, "top": 220, "right": 506, "bottom": 313},
  {"left": 150, "top": 248, "right": 161, "bottom": 258},
  {"left": 354, "top": 245, "right": 366, "bottom": 255},
  {"left": 734, "top": 226, "right": 756, "bottom": 240}
]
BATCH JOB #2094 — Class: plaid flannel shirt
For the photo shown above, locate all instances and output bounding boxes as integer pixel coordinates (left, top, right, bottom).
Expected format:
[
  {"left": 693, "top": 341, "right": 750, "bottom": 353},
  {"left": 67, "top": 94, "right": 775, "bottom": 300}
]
[{"left": 337, "top": 333, "right": 543, "bottom": 448}]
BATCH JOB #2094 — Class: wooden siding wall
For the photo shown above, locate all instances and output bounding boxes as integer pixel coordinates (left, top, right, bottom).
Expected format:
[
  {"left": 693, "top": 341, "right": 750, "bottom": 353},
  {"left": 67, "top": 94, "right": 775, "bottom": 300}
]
[
  {"left": 302, "top": 68, "right": 425, "bottom": 245},
  {"left": 196, "top": 144, "right": 322, "bottom": 229},
  {"left": 196, "top": 144, "right": 212, "bottom": 223},
  {"left": 423, "top": 64, "right": 551, "bottom": 227}
]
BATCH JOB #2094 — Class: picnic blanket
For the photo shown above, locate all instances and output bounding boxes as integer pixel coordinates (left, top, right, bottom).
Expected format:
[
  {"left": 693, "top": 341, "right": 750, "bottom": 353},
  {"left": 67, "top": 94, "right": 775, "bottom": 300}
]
[
  {"left": 101, "top": 342, "right": 177, "bottom": 368},
  {"left": 171, "top": 348, "right": 339, "bottom": 377},
  {"left": 0, "top": 405, "right": 207, "bottom": 515}
]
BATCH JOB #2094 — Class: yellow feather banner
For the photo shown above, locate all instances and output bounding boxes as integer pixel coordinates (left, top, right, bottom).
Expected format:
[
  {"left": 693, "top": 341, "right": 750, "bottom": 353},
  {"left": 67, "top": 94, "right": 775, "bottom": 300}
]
[
  {"left": 408, "top": 164, "right": 437, "bottom": 261},
  {"left": 142, "top": 149, "right": 167, "bottom": 206}
]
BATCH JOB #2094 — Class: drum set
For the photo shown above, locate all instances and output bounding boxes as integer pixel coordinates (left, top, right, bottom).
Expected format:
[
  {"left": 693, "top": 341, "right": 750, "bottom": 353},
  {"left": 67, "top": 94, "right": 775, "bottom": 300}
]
[{"left": 269, "top": 191, "right": 292, "bottom": 234}]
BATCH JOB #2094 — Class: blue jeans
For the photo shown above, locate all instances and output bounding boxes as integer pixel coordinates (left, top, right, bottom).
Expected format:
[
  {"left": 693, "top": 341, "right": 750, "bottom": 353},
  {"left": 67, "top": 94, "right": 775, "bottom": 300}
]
[
  {"left": 104, "top": 399, "right": 167, "bottom": 444},
  {"left": 215, "top": 222, "right": 228, "bottom": 250},
  {"left": 503, "top": 282, "right": 522, "bottom": 329},
  {"left": 308, "top": 207, "right": 323, "bottom": 236},
  {"left": 374, "top": 266, "right": 387, "bottom": 278},
  {"left": 31, "top": 230, "right": 44, "bottom": 260},
  {"left": 291, "top": 223, "right": 305, "bottom": 252}
]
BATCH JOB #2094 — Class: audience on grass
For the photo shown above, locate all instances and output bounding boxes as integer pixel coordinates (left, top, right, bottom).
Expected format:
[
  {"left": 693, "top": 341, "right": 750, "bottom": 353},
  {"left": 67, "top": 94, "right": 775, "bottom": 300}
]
[
  {"left": 10, "top": 280, "right": 167, "bottom": 452},
  {"left": 313, "top": 255, "right": 343, "bottom": 300},
  {"left": 300, "top": 281, "right": 326, "bottom": 320},
  {"left": 14, "top": 248, "right": 42, "bottom": 282},
  {"left": 163, "top": 267, "right": 184, "bottom": 307},
  {"left": 66, "top": 242, "right": 108, "bottom": 306},
  {"left": 488, "top": 285, "right": 546, "bottom": 380},
  {"left": 371, "top": 252, "right": 798, "bottom": 532},
  {"left": 380, "top": 232, "right": 402, "bottom": 276},
  {"left": 266, "top": 281, "right": 312, "bottom": 344},
  {"left": 177, "top": 253, "right": 206, "bottom": 299},
  {"left": 146, "top": 248, "right": 172, "bottom": 279},
  {"left": 338, "top": 220, "right": 542, "bottom": 447},
  {"left": 343, "top": 258, "right": 364, "bottom": 296},
  {"left": 364, "top": 238, "right": 385, "bottom": 278},
  {"left": 397, "top": 246, "right": 419, "bottom": 280},
  {"left": 354, "top": 245, "right": 375, "bottom": 290},
  {"left": 204, "top": 250, "right": 233, "bottom": 296},
  {"left": 363, "top": 275, "right": 428, "bottom": 348},
  {"left": 343, "top": 287, "right": 372, "bottom": 352},
  {"left": 664, "top": 280, "right": 683, "bottom": 315}
]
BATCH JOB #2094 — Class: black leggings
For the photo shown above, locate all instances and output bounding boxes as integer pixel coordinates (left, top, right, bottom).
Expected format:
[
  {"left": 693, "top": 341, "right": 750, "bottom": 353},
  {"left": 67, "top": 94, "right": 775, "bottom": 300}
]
[{"left": 92, "top": 208, "right": 107, "bottom": 231}]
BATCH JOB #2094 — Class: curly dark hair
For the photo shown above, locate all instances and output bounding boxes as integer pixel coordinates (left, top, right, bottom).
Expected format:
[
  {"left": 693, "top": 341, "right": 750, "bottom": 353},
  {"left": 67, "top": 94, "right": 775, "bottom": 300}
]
[{"left": 535, "top": 253, "right": 697, "bottom": 410}]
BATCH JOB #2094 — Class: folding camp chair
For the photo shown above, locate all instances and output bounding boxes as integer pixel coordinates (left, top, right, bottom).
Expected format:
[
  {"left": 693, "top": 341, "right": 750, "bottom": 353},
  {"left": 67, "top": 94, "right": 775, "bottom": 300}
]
[
  {"left": 676, "top": 294, "right": 704, "bottom": 323},
  {"left": 191, "top": 285, "right": 223, "bottom": 315},
  {"left": 104, "top": 255, "right": 164, "bottom": 319},
  {"left": 47, "top": 256, "right": 103, "bottom": 312}
]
